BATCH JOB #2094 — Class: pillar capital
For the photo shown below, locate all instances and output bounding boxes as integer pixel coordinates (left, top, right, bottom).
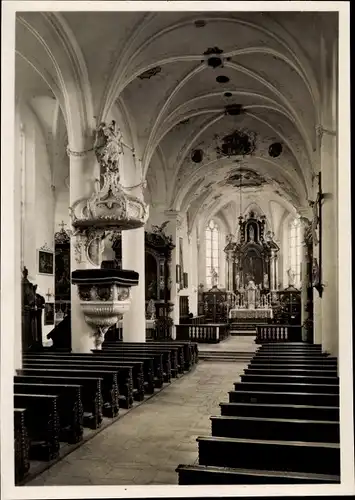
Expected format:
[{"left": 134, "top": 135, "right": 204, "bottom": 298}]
[{"left": 164, "top": 209, "right": 183, "bottom": 230}]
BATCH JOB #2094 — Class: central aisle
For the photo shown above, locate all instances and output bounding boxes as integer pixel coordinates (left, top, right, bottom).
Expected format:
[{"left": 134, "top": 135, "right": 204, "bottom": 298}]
[{"left": 28, "top": 360, "right": 248, "bottom": 486}]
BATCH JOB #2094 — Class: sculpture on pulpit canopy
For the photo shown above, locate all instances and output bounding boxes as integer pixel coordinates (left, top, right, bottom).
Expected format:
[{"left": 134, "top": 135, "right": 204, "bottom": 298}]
[{"left": 94, "top": 120, "right": 124, "bottom": 172}]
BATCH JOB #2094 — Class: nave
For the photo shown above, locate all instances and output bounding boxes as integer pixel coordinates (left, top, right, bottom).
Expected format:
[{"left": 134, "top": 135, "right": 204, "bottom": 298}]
[
  {"left": 25, "top": 358, "right": 244, "bottom": 486},
  {"left": 15, "top": 336, "right": 340, "bottom": 487}
]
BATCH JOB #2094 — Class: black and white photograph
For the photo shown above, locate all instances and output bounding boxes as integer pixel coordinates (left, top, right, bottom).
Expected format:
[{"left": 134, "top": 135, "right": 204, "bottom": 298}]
[{"left": 1, "top": 1, "right": 353, "bottom": 499}]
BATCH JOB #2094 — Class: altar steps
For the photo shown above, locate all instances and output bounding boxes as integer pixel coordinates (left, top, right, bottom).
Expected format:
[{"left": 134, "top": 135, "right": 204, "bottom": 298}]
[
  {"left": 200, "top": 351, "right": 254, "bottom": 363},
  {"left": 229, "top": 323, "right": 257, "bottom": 336}
]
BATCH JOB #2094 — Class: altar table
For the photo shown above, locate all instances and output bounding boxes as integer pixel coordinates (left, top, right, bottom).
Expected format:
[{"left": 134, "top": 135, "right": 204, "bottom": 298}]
[{"left": 229, "top": 308, "right": 273, "bottom": 320}]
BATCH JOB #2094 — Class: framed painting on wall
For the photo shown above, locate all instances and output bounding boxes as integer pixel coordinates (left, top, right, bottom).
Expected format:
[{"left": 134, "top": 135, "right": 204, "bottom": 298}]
[{"left": 38, "top": 246, "right": 54, "bottom": 275}]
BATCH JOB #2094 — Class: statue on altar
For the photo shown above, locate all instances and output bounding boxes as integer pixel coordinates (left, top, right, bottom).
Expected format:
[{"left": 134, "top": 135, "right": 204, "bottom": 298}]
[
  {"left": 211, "top": 267, "right": 218, "bottom": 287},
  {"left": 287, "top": 268, "right": 296, "bottom": 287},
  {"left": 263, "top": 272, "right": 269, "bottom": 289},
  {"left": 246, "top": 280, "right": 257, "bottom": 309}
]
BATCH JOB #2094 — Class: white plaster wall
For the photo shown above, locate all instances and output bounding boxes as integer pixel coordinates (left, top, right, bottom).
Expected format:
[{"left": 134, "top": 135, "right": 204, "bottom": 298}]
[{"left": 18, "top": 104, "right": 56, "bottom": 342}]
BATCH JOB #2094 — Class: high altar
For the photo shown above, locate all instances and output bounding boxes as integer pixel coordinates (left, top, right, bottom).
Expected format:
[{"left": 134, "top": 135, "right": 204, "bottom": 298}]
[{"left": 225, "top": 211, "right": 279, "bottom": 322}]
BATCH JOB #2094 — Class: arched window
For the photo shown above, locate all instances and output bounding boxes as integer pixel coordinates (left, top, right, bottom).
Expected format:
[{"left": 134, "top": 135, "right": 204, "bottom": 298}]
[
  {"left": 206, "top": 219, "right": 219, "bottom": 288},
  {"left": 288, "top": 217, "right": 302, "bottom": 287}
]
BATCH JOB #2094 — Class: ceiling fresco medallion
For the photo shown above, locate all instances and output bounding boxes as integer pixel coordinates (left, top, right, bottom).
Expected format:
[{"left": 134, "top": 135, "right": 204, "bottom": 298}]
[
  {"left": 224, "top": 168, "right": 266, "bottom": 188},
  {"left": 216, "top": 129, "right": 257, "bottom": 158}
]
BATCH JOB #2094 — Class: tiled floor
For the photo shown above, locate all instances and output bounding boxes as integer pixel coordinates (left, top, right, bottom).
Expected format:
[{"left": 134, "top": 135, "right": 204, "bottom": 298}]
[{"left": 27, "top": 360, "right": 247, "bottom": 486}]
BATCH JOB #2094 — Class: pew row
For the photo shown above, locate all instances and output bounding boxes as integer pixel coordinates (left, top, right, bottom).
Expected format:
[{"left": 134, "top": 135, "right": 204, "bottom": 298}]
[{"left": 176, "top": 464, "right": 340, "bottom": 485}]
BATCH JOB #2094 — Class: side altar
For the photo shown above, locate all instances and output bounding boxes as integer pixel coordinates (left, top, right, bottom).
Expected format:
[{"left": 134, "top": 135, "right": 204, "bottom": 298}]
[{"left": 225, "top": 211, "right": 279, "bottom": 323}]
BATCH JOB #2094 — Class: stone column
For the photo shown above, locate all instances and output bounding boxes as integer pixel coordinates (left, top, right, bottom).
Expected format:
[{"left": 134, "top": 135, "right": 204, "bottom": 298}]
[
  {"left": 226, "top": 250, "right": 234, "bottom": 291},
  {"left": 122, "top": 226, "right": 146, "bottom": 342},
  {"left": 317, "top": 31, "right": 338, "bottom": 358},
  {"left": 164, "top": 210, "right": 182, "bottom": 335},
  {"left": 319, "top": 127, "right": 338, "bottom": 357},
  {"left": 270, "top": 250, "right": 278, "bottom": 301},
  {"left": 300, "top": 241, "right": 309, "bottom": 342},
  {"left": 69, "top": 149, "right": 100, "bottom": 353}
]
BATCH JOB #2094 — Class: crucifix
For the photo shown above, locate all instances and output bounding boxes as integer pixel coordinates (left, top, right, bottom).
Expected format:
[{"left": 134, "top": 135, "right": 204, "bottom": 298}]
[
  {"left": 59, "top": 221, "right": 67, "bottom": 231},
  {"left": 46, "top": 288, "right": 53, "bottom": 301},
  {"left": 310, "top": 172, "right": 324, "bottom": 297}
]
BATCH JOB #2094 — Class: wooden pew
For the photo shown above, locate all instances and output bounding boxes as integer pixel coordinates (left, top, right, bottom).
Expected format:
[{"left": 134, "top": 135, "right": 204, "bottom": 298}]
[
  {"left": 210, "top": 415, "right": 340, "bottom": 443},
  {"left": 14, "top": 394, "right": 60, "bottom": 461},
  {"left": 103, "top": 342, "right": 180, "bottom": 377},
  {"left": 245, "top": 367, "right": 338, "bottom": 377},
  {"left": 234, "top": 381, "right": 339, "bottom": 394},
  {"left": 15, "top": 373, "right": 103, "bottom": 429},
  {"left": 21, "top": 360, "right": 127, "bottom": 412},
  {"left": 14, "top": 382, "right": 83, "bottom": 444},
  {"left": 147, "top": 340, "right": 198, "bottom": 370},
  {"left": 100, "top": 347, "right": 166, "bottom": 386},
  {"left": 254, "top": 352, "right": 332, "bottom": 359},
  {"left": 18, "top": 365, "right": 120, "bottom": 416},
  {"left": 103, "top": 343, "right": 177, "bottom": 378},
  {"left": 219, "top": 402, "right": 339, "bottom": 421},
  {"left": 197, "top": 436, "right": 340, "bottom": 475},
  {"left": 135, "top": 341, "right": 186, "bottom": 373},
  {"left": 14, "top": 408, "right": 30, "bottom": 484},
  {"left": 240, "top": 374, "right": 339, "bottom": 385},
  {"left": 258, "top": 346, "right": 323, "bottom": 352},
  {"left": 248, "top": 362, "right": 338, "bottom": 371},
  {"left": 229, "top": 389, "right": 339, "bottom": 407},
  {"left": 250, "top": 357, "right": 338, "bottom": 366},
  {"left": 90, "top": 351, "right": 156, "bottom": 392},
  {"left": 24, "top": 352, "right": 145, "bottom": 402},
  {"left": 176, "top": 464, "right": 340, "bottom": 485}
]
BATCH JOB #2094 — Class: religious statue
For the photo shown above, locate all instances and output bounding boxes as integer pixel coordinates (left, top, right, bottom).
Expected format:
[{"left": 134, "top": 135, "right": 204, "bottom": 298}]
[
  {"left": 151, "top": 220, "right": 170, "bottom": 235},
  {"left": 256, "top": 284, "right": 261, "bottom": 307},
  {"left": 34, "top": 285, "right": 45, "bottom": 348},
  {"left": 246, "top": 280, "right": 257, "bottom": 309},
  {"left": 94, "top": 120, "right": 124, "bottom": 172},
  {"left": 309, "top": 201, "right": 320, "bottom": 246},
  {"left": 235, "top": 273, "right": 240, "bottom": 291},
  {"left": 248, "top": 225, "right": 255, "bottom": 241},
  {"left": 146, "top": 299, "right": 156, "bottom": 320},
  {"left": 211, "top": 268, "right": 218, "bottom": 287},
  {"left": 263, "top": 272, "right": 269, "bottom": 289},
  {"left": 225, "top": 234, "right": 235, "bottom": 246},
  {"left": 287, "top": 268, "right": 296, "bottom": 287},
  {"left": 312, "top": 258, "right": 320, "bottom": 286}
]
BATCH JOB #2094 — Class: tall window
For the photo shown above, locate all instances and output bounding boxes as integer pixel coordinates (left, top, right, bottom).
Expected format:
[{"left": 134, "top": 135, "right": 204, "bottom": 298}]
[
  {"left": 206, "top": 219, "right": 219, "bottom": 288},
  {"left": 288, "top": 217, "right": 302, "bottom": 287}
]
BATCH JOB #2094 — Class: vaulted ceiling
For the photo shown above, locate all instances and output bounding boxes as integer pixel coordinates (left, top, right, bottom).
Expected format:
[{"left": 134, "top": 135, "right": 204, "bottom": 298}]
[{"left": 15, "top": 10, "right": 338, "bottom": 231}]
